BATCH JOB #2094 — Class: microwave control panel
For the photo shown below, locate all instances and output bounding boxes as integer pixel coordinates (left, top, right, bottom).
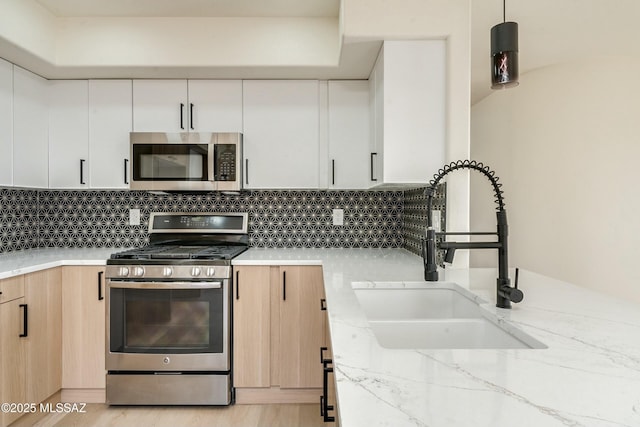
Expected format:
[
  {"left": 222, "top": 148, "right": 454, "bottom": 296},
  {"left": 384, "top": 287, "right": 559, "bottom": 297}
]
[{"left": 214, "top": 144, "right": 237, "bottom": 181}]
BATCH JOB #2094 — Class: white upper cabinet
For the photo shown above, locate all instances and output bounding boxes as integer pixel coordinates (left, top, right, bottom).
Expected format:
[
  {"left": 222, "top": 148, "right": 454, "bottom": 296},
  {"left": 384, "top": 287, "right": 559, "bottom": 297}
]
[
  {"left": 327, "top": 80, "right": 371, "bottom": 189},
  {"left": 132, "top": 80, "right": 187, "bottom": 133},
  {"left": 13, "top": 67, "right": 49, "bottom": 188},
  {"left": 243, "top": 80, "right": 319, "bottom": 189},
  {"left": 187, "top": 80, "right": 242, "bottom": 132},
  {"left": 0, "top": 59, "right": 12, "bottom": 186},
  {"left": 89, "top": 80, "right": 133, "bottom": 189},
  {"left": 48, "top": 80, "right": 89, "bottom": 189},
  {"left": 370, "top": 40, "right": 446, "bottom": 187},
  {"left": 132, "top": 80, "right": 242, "bottom": 133}
]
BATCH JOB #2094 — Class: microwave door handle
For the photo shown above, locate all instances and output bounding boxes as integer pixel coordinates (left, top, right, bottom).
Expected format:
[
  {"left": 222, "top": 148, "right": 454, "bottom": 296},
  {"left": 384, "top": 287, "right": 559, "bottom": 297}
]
[{"left": 209, "top": 144, "right": 216, "bottom": 184}]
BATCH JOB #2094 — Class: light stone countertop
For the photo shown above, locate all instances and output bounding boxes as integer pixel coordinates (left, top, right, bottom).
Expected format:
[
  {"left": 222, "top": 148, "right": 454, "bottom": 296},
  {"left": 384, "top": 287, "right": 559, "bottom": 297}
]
[
  {"left": 2, "top": 247, "right": 639, "bottom": 426},
  {"left": 233, "top": 248, "right": 640, "bottom": 427},
  {"left": 0, "top": 247, "right": 119, "bottom": 279}
]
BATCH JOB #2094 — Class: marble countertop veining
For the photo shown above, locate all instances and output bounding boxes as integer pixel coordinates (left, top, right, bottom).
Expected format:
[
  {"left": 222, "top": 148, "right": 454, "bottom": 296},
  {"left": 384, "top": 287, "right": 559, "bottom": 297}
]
[{"left": 233, "top": 248, "right": 640, "bottom": 427}]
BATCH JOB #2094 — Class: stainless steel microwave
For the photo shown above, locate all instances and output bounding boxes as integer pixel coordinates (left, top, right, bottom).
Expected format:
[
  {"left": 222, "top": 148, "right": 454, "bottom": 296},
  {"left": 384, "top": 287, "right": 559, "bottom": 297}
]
[{"left": 129, "top": 132, "right": 242, "bottom": 191}]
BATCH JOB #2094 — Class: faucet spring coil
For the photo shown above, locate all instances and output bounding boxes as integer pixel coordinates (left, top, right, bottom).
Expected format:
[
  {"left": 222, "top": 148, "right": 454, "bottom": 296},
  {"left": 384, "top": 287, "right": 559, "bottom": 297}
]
[{"left": 424, "top": 160, "right": 506, "bottom": 211}]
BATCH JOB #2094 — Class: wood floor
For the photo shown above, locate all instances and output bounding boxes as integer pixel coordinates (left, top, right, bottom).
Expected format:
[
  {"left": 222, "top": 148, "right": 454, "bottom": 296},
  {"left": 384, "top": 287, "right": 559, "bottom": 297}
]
[{"left": 11, "top": 393, "right": 335, "bottom": 427}]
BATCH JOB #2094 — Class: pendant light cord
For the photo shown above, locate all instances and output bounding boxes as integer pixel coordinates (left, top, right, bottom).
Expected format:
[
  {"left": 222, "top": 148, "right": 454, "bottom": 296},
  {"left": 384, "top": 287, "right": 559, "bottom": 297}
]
[{"left": 503, "top": 0, "right": 506, "bottom": 22}]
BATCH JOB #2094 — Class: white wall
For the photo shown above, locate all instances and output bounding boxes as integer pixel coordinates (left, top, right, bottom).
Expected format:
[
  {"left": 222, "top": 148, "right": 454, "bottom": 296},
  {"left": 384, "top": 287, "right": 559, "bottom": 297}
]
[{"left": 471, "top": 57, "right": 640, "bottom": 303}]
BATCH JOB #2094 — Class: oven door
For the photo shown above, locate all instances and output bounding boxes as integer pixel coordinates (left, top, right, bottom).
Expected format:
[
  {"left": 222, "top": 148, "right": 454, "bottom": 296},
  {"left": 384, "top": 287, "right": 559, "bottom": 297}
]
[{"left": 106, "top": 280, "right": 230, "bottom": 372}]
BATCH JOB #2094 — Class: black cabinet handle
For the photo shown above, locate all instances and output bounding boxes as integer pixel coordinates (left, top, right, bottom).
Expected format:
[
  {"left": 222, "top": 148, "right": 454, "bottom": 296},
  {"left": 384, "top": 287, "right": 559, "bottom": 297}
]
[
  {"left": 235, "top": 270, "right": 239, "bottom": 300},
  {"left": 245, "top": 159, "right": 249, "bottom": 185},
  {"left": 320, "top": 346, "right": 328, "bottom": 363},
  {"left": 282, "top": 271, "right": 286, "bottom": 301},
  {"left": 322, "top": 358, "right": 335, "bottom": 422},
  {"left": 321, "top": 298, "right": 327, "bottom": 311},
  {"left": 331, "top": 159, "right": 335, "bottom": 185},
  {"left": 180, "top": 103, "right": 185, "bottom": 130},
  {"left": 19, "top": 303, "right": 28, "bottom": 337},
  {"left": 98, "top": 271, "right": 104, "bottom": 301},
  {"left": 80, "top": 159, "right": 86, "bottom": 185},
  {"left": 190, "top": 103, "right": 194, "bottom": 130},
  {"left": 370, "top": 152, "right": 378, "bottom": 181},
  {"left": 124, "top": 159, "right": 129, "bottom": 184}
]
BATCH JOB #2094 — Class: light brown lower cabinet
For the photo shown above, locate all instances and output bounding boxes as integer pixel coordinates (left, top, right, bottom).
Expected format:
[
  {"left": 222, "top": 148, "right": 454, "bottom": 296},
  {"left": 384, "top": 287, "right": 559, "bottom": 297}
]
[
  {"left": 0, "top": 276, "right": 27, "bottom": 427},
  {"left": 61, "top": 266, "right": 106, "bottom": 390},
  {"left": 0, "top": 269, "right": 62, "bottom": 427},
  {"left": 233, "top": 265, "right": 328, "bottom": 404},
  {"left": 24, "top": 268, "right": 62, "bottom": 404}
]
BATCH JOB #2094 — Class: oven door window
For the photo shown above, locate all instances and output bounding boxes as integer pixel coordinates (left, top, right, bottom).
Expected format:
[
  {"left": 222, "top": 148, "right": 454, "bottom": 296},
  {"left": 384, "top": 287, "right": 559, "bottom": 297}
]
[
  {"left": 109, "top": 287, "right": 223, "bottom": 354},
  {"left": 132, "top": 144, "right": 209, "bottom": 181}
]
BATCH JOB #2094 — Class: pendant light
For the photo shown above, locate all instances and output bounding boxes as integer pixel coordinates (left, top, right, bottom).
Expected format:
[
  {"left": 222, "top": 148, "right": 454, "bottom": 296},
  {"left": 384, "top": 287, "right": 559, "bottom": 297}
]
[{"left": 491, "top": 0, "right": 519, "bottom": 89}]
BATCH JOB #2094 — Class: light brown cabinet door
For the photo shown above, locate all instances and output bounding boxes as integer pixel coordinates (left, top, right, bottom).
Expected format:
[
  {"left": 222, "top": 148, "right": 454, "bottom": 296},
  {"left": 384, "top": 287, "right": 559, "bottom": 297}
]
[
  {"left": 24, "top": 268, "right": 62, "bottom": 404},
  {"left": 61, "top": 266, "right": 106, "bottom": 389},
  {"left": 0, "top": 296, "right": 27, "bottom": 427},
  {"left": 233, "top": 266, "right": 271, "bottom": 388},
  {"left": 278, "top": 266, "right": 325, "bottom": 389}
]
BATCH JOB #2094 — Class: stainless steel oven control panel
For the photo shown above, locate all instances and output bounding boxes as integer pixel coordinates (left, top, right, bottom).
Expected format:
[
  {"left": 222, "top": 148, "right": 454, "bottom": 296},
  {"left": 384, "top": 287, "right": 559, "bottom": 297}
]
[{"left": 106, "top": 265, "right": 230, "bottom": 280}]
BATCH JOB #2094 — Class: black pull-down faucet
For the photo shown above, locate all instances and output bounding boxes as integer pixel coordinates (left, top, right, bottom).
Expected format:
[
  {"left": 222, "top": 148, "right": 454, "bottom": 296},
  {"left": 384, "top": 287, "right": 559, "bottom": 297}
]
[{"left": 423, "top": 160, "right": 523, "bottom": 309}]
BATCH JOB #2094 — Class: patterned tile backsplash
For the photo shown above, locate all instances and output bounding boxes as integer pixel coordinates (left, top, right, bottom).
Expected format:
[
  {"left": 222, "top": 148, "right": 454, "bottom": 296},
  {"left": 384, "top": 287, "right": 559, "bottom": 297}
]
[
  {"left": 1, "top": 187, "right": 444, "bottom": 255},
  {"left": 402, "top": 184, "right": 447, "bottom": 257}
]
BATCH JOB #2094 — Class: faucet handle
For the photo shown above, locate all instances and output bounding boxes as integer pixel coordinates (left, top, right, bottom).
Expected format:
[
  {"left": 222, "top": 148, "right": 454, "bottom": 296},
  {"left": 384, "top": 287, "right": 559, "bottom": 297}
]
[{"left": 515, "top": 267, "right": 520, "bottom": 289}]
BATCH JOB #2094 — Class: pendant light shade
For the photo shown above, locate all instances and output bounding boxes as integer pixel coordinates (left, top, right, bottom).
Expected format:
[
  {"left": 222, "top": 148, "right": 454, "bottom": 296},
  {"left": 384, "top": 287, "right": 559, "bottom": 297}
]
[{"left": 491, "top": 20, "right": 519, "bottom": 89}]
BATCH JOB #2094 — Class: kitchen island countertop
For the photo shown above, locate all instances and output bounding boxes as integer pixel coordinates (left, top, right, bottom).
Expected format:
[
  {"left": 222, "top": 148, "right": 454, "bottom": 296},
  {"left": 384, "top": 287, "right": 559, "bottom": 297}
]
[{"left": 233, "top": 248, "right": 640, "bottom": 427}]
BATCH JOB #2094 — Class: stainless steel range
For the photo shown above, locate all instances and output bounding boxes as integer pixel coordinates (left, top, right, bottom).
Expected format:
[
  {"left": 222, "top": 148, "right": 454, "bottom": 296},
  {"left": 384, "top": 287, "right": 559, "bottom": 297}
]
[{"left": 105, "top": 212, "right": 248, "bottom": 406}]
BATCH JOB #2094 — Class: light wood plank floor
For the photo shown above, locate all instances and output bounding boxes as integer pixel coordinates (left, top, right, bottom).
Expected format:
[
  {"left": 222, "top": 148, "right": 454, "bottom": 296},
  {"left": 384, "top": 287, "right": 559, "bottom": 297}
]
[{"left": 11, "top": 393, "right": 335, "bottom": 427}]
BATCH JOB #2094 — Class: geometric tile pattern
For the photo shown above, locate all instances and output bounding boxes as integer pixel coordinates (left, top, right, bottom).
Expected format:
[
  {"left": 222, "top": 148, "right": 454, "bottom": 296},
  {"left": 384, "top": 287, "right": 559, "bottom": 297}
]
[
  {"left": 0, "top": 188, "right": 39, "bottom": 253},
  {"left": 33, "top": 189, "right": 405, "bottom": 251},
  {"left": 402, "top": 184, "right": 447, "bottom": 261}
]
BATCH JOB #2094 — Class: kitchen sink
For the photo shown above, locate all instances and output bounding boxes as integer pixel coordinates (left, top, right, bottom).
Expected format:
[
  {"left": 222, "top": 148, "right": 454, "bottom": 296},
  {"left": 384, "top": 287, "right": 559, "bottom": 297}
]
[{"left": 352, "top": 283, "right": 546, "bottom": 350}]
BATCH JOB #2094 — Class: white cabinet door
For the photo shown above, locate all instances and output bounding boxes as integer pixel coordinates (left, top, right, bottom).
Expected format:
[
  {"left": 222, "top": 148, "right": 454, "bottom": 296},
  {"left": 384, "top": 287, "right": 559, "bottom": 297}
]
[
  {"left": 132, "top": 80, "right": 187, "bottom": 132},
  {"left": 187, "top": 80, "right": 242, "bottom": 132},
  {"left": 369, "top": 41, "right": 446, "bottom": 187},
  {"left": 328, "top": 81, "right": 371, "bottom": 189},
  {"left": 0, "top": 59, "right": 12, "bottom": 186},
  {"left": 370, "top": 51, "right": 384, "bottom": 184},
  {"left": 243, "top": 80, "right": 319, "bottom": 189},
  {"left": 49, "top": 80, "right": 89, "bottom": 189},
  {"left": 13, "top": 66, "right": 48, "bottom": 188},
  {"left": 89, "top": 80, "right": 132, "bottom": 189}
]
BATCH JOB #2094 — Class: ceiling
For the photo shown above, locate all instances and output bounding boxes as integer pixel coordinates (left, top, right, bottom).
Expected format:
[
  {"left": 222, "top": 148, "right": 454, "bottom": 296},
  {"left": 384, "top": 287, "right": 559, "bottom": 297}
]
[
  {"left": 15, "top": 0, "right": 640, "bottom": 104},
  {"left": 34, "top": 0, "right": 340, "bottom": 17}
]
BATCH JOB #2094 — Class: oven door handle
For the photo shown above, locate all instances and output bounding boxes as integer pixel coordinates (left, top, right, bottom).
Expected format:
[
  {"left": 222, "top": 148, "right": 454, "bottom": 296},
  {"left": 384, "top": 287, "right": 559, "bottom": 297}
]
[{"left": 107, "top": 281, "right": 223, "bottom": 290}]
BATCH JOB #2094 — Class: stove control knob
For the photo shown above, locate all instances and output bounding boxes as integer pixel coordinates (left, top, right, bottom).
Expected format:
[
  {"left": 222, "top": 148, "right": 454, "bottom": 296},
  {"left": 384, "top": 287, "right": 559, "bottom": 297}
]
[
  {"left": 132, "top": 267, "right": 145, "bottom": 277},
  {"left": 191, "top": 267, "right": 202, "bottom": 277},
  {"left": 118, "top": 267, "right": 130, "bottom": 277},
  {"left": 162, "top": 267, "right": 173, "bottom": 278},
  {"left": 205, "top": 267, "right": 216, "bottom": 277}
]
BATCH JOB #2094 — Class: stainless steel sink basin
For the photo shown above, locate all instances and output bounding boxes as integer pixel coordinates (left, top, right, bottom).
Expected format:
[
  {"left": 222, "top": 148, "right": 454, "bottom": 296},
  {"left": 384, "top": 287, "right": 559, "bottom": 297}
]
[{"left": 352, "top": 283, "right": 546, "bottom": 350}]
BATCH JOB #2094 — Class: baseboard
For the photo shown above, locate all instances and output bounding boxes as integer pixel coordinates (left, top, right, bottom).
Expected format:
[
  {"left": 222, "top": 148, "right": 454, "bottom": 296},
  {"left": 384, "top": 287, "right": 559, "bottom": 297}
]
[
  {"left": 235, "top": 387, "right": 321, "bottom": 404},
  {"left": 60, "top": 388, "right": 106, "bottom": 404}
]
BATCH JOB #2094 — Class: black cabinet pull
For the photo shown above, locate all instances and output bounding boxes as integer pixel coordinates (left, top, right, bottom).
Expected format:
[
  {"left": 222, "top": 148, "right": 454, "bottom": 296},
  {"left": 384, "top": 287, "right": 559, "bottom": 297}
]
[
  {"left": 190, "top": 103, "right": 194, "bottom": 130},
  {"left": 124, "top": 159, "right": 129, "bottom": 184},
  {"left": 282, "top": 271, "right": 286, "bottom": 301},
  {"left": 98, "top": 271, "right": 104, "bottom": 301},
  {"left": 80, "top": 159, "right": 86, "bottom": 185},
  {"left": 321, "top": 298, "right": 327, "bottom": 311},
  {"left": 370, "top": 152, "right": 378, "bottom": 181},
  {"left": 180, "top": 103, "right": 185, "bottom": 130},
  {"left": 235, "top": 270, "right": 239, "bottom": 300},
  {"left": 331, "top": 159, "right": 335, "bottom": 185},
  {"left": 19, "top": 303, "right": 28, "bottom": 337},
  {"left": 322, "top": 358, "right": 335, "bottom": 422},
  {"left": 245, "top": 159, "right": 249, "bottom": 185},
  {"left": 320, "top": 346, "right": 328, "bottom": 363}
]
